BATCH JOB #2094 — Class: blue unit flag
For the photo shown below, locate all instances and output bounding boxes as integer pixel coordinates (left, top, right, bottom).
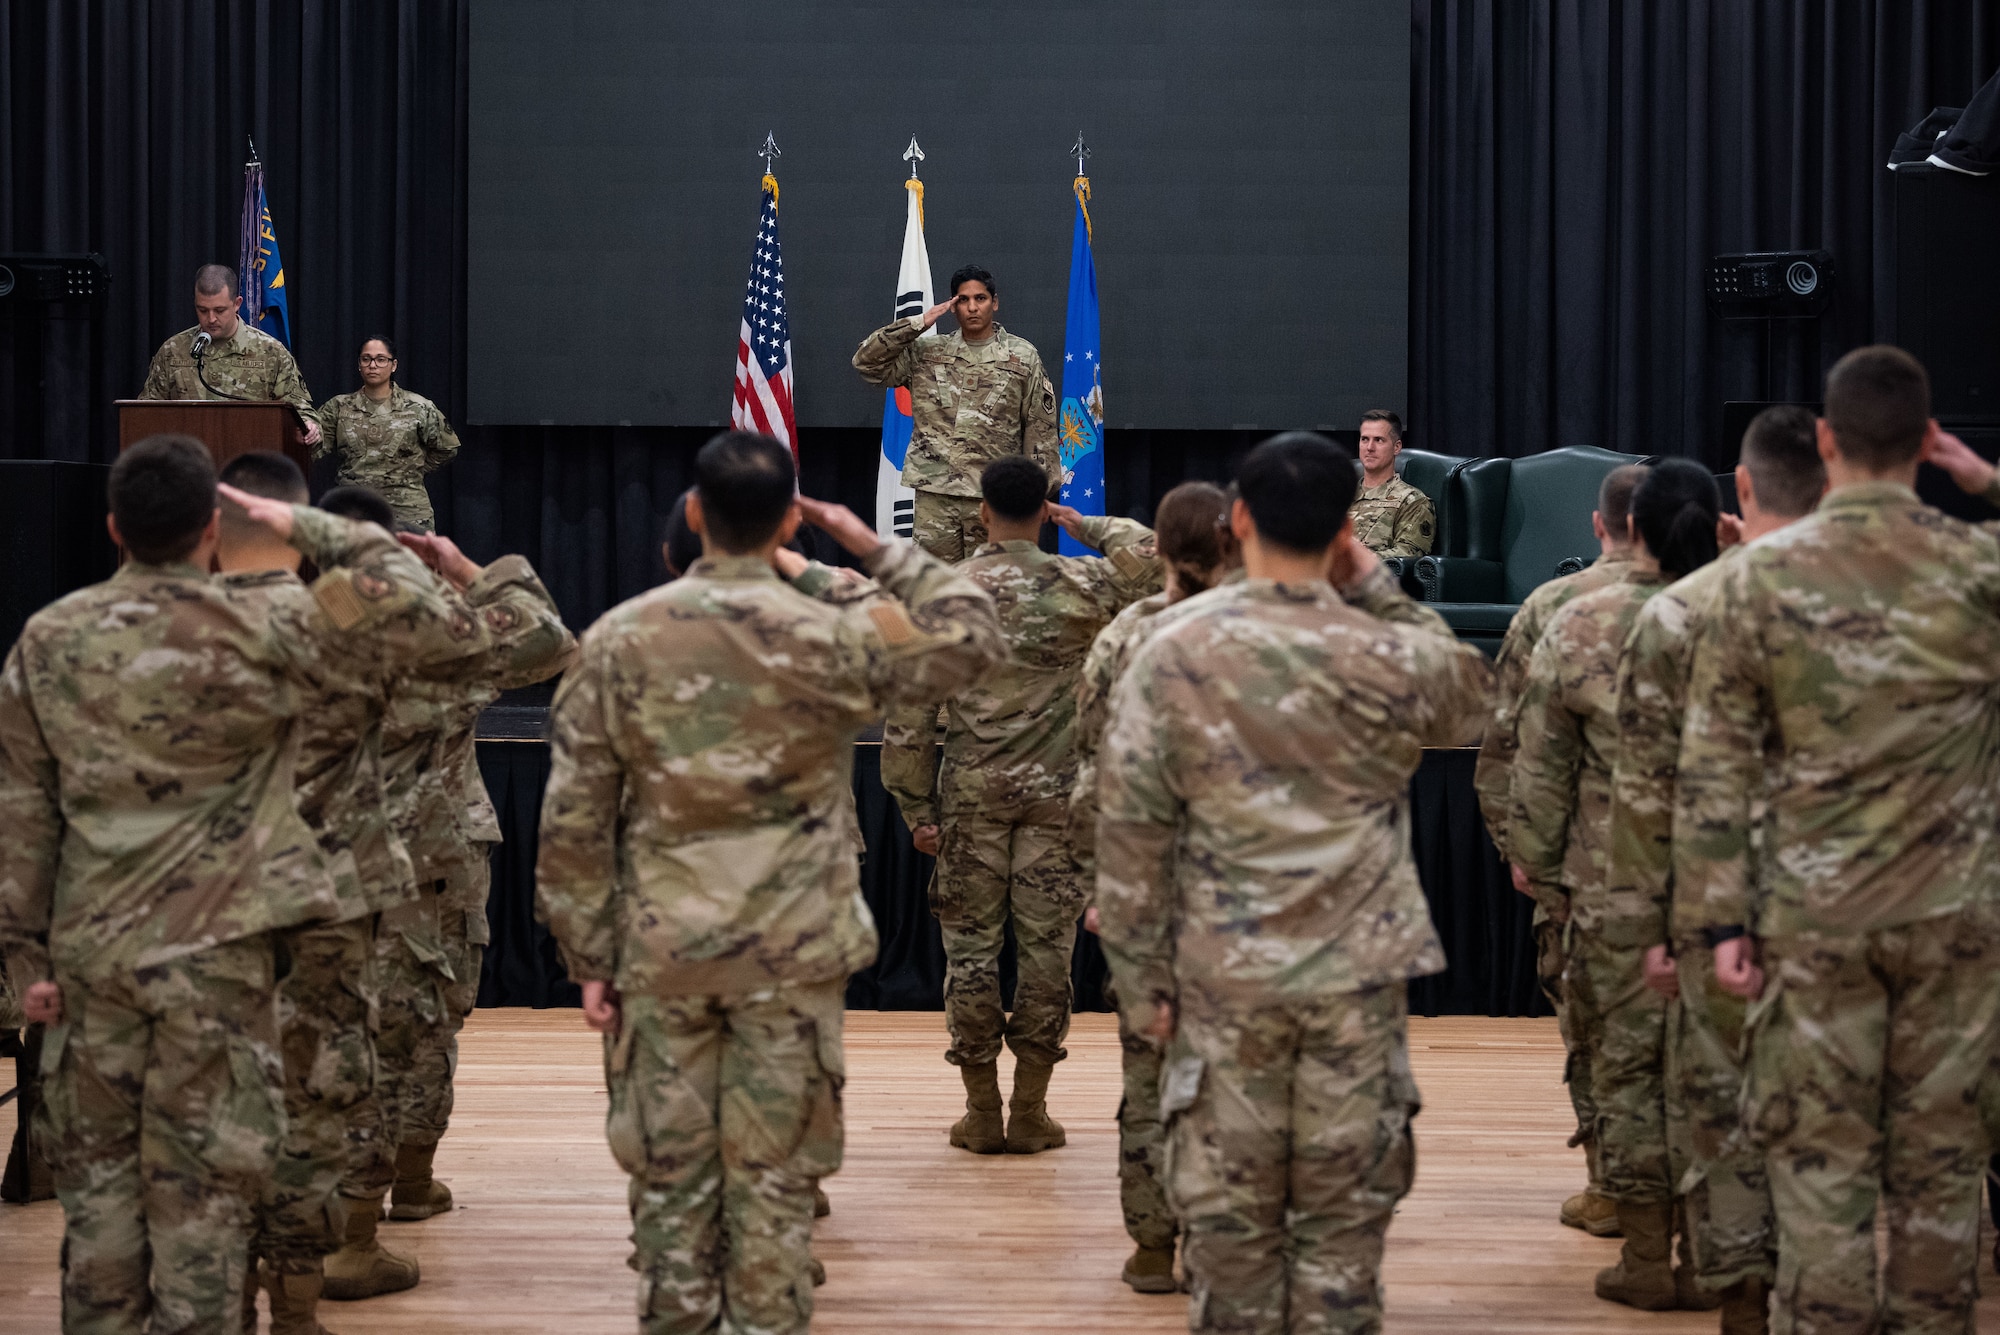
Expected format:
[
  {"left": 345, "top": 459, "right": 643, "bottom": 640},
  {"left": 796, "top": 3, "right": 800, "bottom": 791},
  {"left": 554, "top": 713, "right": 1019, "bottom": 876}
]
[
  {"left": 1057, "top": 176, "right": 1103, "bottom": 554},
  {"left": 239, "top": 158, "right": 291, "bottom": 347}
]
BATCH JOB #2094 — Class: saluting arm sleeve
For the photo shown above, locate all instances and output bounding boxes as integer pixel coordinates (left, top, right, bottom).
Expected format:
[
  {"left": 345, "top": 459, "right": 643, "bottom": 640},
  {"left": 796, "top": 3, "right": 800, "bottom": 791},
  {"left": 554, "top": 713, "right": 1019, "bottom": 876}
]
[
  {"left": 1508, "top": 633, "right": 1583, "bottom": 920},
  {"left": 535, "top": 635, "right": 623, "bottom": 983},
  {"left": 1605, "top": 614, "right": 1683, "bottom": 950},
  {"left": 851, "top": 316, "right": 927, "bottom": 387},
  {"left": 458, "top": 556, "right": 578, "bottom": 690},
  {"left": 0, "top": 647, "right": 61, "bottom": 990},
  {"left": 1671, "top": 601, "right": 1767, "bottom": 936},
  {"left": 287, "top": 506, "right": 496, "bottom": 674},
  {"left": 1070, "top": 517, "right": 1165, "bottom": 616},
  {"left": 853, "top": 539, "right": 1005, "bottom": 712},
  {"left": 1096, "top": 643, "right": 1183, "bottom": 1038}
]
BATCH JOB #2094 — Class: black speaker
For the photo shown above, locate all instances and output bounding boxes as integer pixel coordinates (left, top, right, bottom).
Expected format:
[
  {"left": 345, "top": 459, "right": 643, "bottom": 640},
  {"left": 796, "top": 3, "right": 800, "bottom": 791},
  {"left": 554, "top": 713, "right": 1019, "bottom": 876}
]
[
  {"left": 0, "top": 461, "right": 118, "bottom": 652},
  {"left": 1706, "top": 251, "right": 1834, "bottom": 316},
  {"left": 1893, "top": 167, "right": 2000, "bottom": 422}
]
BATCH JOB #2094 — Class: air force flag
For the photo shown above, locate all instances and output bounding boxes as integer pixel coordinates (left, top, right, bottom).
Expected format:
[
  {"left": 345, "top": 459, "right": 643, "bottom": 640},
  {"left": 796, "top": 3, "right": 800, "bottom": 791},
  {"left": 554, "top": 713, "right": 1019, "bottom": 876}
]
[
  {"left": 1057, "top": 177, "right": 1103, "bottom": 555},
  {"left": 876, "top": 174, "right": 936, "bottom": 539}
]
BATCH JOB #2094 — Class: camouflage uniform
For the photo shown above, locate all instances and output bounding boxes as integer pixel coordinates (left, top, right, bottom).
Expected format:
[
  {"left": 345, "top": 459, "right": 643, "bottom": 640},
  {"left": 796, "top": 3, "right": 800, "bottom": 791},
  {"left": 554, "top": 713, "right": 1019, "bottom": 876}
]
[
  {"left": 1473, "top": 551, "right": 1632, "bottom": 1155},
  {"left": 217, "top": 526, "right": 489, "bottom": 1279},
  {"left": 536, "top": 539, "right": 1002, "bottom": 1335},
  {"left": 352, "top": 559, "right": 573, "bottom": 1209},
  {"left": 1097, "top": 567, "right": 1491, "bottom": 1334},
  {"left": 1508, "top": 568, "right": 1671, "bottom": 1207},
  {"left": 882, "top": 516, "right": 1161, "bottom": 1076},
  {"left": 1676, "top": 481, "right": 2000, "bottom": 1334},
  {"left": 0, "top": 507, "right": 472, "bottom": 1333},
  {"left": 1068, "top": 590, "right": 1178, "bottom": 1250},
  {"left": 313, "top": 384, "right": 462, "bottom": 532},
  {"left": 138, "top": 320, "right": 313, "bottom": 412},
  {"left": 1603, "top": 547, "right": 1774, "bottom": 1291},
  {"left": 1347, "top": 477, "right": 1435, "bottom": 558},
  {"left": 852, "top": 316, "right": 1060, "bottom": 562},
  {"left": 384, "top": 578, "right": 573, "bottom": 1168}
]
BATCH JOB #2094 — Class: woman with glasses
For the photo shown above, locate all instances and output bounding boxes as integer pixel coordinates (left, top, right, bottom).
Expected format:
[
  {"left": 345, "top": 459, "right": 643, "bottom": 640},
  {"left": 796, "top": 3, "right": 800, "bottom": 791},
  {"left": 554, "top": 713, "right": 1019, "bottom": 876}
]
[{"left": 312, "top": 337, "right": 462, "bottom": 531}]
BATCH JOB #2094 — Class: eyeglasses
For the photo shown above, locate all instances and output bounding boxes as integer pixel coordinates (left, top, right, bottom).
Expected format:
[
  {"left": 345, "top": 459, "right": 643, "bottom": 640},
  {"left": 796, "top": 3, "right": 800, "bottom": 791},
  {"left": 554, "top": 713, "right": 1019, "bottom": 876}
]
[{"left": 359, "top": 355, "right": 395, "bottom": 366}]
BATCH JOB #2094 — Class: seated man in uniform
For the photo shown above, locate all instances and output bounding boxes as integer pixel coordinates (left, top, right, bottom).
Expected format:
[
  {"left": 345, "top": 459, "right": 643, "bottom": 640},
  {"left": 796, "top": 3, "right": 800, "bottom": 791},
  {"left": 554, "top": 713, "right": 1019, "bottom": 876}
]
[{"left": 1347, "top": 410, "right": 1434, "bottom": 557}]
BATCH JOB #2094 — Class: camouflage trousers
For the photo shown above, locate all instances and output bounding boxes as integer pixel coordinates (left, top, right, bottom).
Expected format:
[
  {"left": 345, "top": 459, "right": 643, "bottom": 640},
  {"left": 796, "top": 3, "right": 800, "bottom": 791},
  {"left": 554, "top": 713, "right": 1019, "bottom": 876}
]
[
  {"left": 910, "top": 490, "right": 988, "bottom": 563},
  {"left": 1666, "top": 944, "right": 1772, "bottom": 1291},
  {"left": 932, "top": 814, "right": 1084, "bottom": 1069},
  {"left": 1575, "top": 936, "right": 1672, "bottom": 1204},
  {"left": 402, "top": 858, "right": 492, "bottom": 1150},
  {"left": 343, "top": 889, "right": 450, "bottom": 1202},
  {"left": 1535, "top": 913, "right": 1598, "bottom": 1166},
  {"left": 254, "top": 917, "right": 377, "bottom": 1271},
  {"left": 603, "top": 979, "right": 846, "bottom": 1335},
  {"left": 1746, "top": 905, "right": 2000, "bottom": 1335},
  {"left": 1106, "top": 981, "right": 1176, "bottom": 1251},
  {"left": 1167, "top": 981, "right": 1419, "bottom": 1335},
  {"left": 36, "top": 937, "right": 283, "bottom": 1335}
]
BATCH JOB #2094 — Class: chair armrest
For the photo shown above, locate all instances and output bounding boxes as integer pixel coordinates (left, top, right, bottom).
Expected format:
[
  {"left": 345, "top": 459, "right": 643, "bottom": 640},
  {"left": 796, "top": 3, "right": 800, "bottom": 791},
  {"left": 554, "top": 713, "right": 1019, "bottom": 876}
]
[
  {"left": 1380, "top": 556, "right": 1426, "bottom": 600},
  {"left": 1415, "top": 557, "right": 1506, "bottom": 603}
]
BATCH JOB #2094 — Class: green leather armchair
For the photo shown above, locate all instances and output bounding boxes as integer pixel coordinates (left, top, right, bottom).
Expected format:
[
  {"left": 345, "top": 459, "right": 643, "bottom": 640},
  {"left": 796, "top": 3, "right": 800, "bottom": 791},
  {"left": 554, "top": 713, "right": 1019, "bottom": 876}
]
[
  {"left": 1413, "top": 446, "right": 1652, "bottom": 649},
  {"left": 1375, "top": 448, "right": 1469, "bottom": 595}
]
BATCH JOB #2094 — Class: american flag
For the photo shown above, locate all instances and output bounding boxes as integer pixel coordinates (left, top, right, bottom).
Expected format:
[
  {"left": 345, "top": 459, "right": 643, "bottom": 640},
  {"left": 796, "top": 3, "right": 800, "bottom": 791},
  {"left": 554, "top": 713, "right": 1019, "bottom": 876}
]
[{"left": 731, "top": 176, "right": 796, "bottom": 450}]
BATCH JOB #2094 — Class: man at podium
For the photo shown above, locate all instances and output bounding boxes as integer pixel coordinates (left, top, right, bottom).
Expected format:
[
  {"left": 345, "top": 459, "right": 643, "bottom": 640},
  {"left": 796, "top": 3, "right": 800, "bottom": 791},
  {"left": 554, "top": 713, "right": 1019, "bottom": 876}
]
[{"left": 138, "top": 264, "right": 321, "bottom": 446}]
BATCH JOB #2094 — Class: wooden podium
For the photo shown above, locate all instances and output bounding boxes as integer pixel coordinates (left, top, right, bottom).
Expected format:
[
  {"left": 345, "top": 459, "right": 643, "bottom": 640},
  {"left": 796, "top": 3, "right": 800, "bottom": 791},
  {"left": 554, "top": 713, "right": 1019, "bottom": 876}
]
[{"left": 114, "top": 400, "right": 312, "bottom": 475}]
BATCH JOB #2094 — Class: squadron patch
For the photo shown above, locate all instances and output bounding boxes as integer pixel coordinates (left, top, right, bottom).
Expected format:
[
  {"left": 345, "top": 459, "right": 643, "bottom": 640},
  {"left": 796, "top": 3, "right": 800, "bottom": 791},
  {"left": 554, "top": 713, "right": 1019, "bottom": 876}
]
[{"left": 484, "top": 604, "right": 523, "bottom": 634}]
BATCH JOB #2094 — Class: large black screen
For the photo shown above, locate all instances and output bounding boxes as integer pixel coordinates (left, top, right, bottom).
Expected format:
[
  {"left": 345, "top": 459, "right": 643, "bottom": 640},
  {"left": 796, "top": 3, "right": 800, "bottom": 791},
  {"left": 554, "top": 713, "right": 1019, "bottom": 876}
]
[{"left": 467, "top": 2, "right": 1407, "bottom": 430}]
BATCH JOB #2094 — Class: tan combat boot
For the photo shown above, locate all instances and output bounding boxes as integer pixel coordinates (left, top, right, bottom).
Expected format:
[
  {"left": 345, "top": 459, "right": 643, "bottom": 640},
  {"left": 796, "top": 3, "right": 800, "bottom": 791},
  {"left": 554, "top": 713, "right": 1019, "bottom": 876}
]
[
  {"left": 1594, "top": 1201, "right": 1677, "bottom": 1310},
  {"left": 809, "top": 1256, "right": 826, "bottom": 1287},
  {"left": 950, "top": 1061, "right": 1006, "bottom": 1152},
  {"left": 242, "top": 1259, "right": 262, "bottom": 1333},
  {"left": 1718, "top": 1275, "right": 1770, "bottom": 1335},
  {"left": 1560, "top": 1139, "right": 1621, "bottom": 1237},
  {"left": 1121, "top": 1244, "right": 1178, "bottom": 1294},
  {"left": 264, "top": 1262, "right": 339, "bottom": 1335},
  {"left": 387, "top": 1141, "right": 453, "bottom": 1221},
  {"left": 322, "top": 1195, "right": 420, "bottom": 1300},
  {"left": 1004, "top": 1060, "right": 1066, "bottom": 1154},
  {"left": 813, "top": 1182, "right": 831, "bottom": 1218}
]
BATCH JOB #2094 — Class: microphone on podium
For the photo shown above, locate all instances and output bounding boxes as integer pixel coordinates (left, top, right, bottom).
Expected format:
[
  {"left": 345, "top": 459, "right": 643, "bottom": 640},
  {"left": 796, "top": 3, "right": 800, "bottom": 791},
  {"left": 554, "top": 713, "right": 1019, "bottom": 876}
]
[{"left": 191, "top": 331, "right": 212, "bottom": 359}]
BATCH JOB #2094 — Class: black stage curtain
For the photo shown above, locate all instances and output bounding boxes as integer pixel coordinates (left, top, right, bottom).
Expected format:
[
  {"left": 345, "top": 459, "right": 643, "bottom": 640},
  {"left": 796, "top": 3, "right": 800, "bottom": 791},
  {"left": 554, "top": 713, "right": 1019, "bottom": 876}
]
[
  {"left": 9, "top": 5, "right": 1997, "bottom": 616},
  {"left": 476, "top": 742, "right": 1545, "bottom": 1019},
  {"left": 1410, "top": 1, "right": 2000, "bottom": 467}
]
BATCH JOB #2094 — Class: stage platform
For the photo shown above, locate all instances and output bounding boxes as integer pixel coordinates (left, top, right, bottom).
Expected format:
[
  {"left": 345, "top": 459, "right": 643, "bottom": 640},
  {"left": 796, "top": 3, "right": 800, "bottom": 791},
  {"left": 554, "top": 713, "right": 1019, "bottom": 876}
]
[{"left": 13, "top": 1010, "right": 1985, "bottom": 1333}]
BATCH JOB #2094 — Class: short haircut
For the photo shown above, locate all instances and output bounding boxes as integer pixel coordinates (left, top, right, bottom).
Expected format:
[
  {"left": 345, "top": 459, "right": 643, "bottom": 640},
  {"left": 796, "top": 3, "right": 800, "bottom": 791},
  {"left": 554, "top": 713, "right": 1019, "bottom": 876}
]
[
  {"left": 109, "top": 435, "right": 216, "bottom": 564},
  {"left": 980, "top": 456, "right": 1048, "bottom": 522},
  {"left": 1631, "top": 458, "right": 1720, "bottom": 579},
  {"left": 319, "top": 484, "right": 398, "bottom": 532},
  {"left": 1824, "top": 344, "right": 1930, "bottom": 469},
  {"left": 1739, "top": 405, "right": 1825, "bottom": 518},
  {"left": 1154, "top": 481, "right": 1229, "bottom": 593},
  {"left": 359, "top": 335, "right": 398, "bottom": 359},
  {"left": 1597, "top": 464, "right": 1648, "bottom": 538},
  {"left": 218, "top": 452, "right": 309, "bottom": 540},
  {"left": 1359, "top": 410, "right": 1403, "bottom": 441},
  {"left": 694, "top": 431, "right": 795, "bottom": 553},
  {"left": 194, "top": 264, "right": 237, "bottom": 296},
  {"left": 949, "top": 264, "right": 996, "bottom": 298},
  {"left": 662, "top": 489, "right": 702, "bottom": 577},
  {"left": 1236, "top": 431, "right": 1357, "bottom": 554}
]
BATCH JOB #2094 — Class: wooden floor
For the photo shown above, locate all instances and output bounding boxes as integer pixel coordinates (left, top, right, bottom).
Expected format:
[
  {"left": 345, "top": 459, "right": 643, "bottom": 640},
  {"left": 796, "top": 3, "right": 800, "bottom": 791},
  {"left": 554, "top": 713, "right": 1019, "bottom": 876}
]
[{"left": 4, "top": 1011, "right": 1996, "bottom": 1332}]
